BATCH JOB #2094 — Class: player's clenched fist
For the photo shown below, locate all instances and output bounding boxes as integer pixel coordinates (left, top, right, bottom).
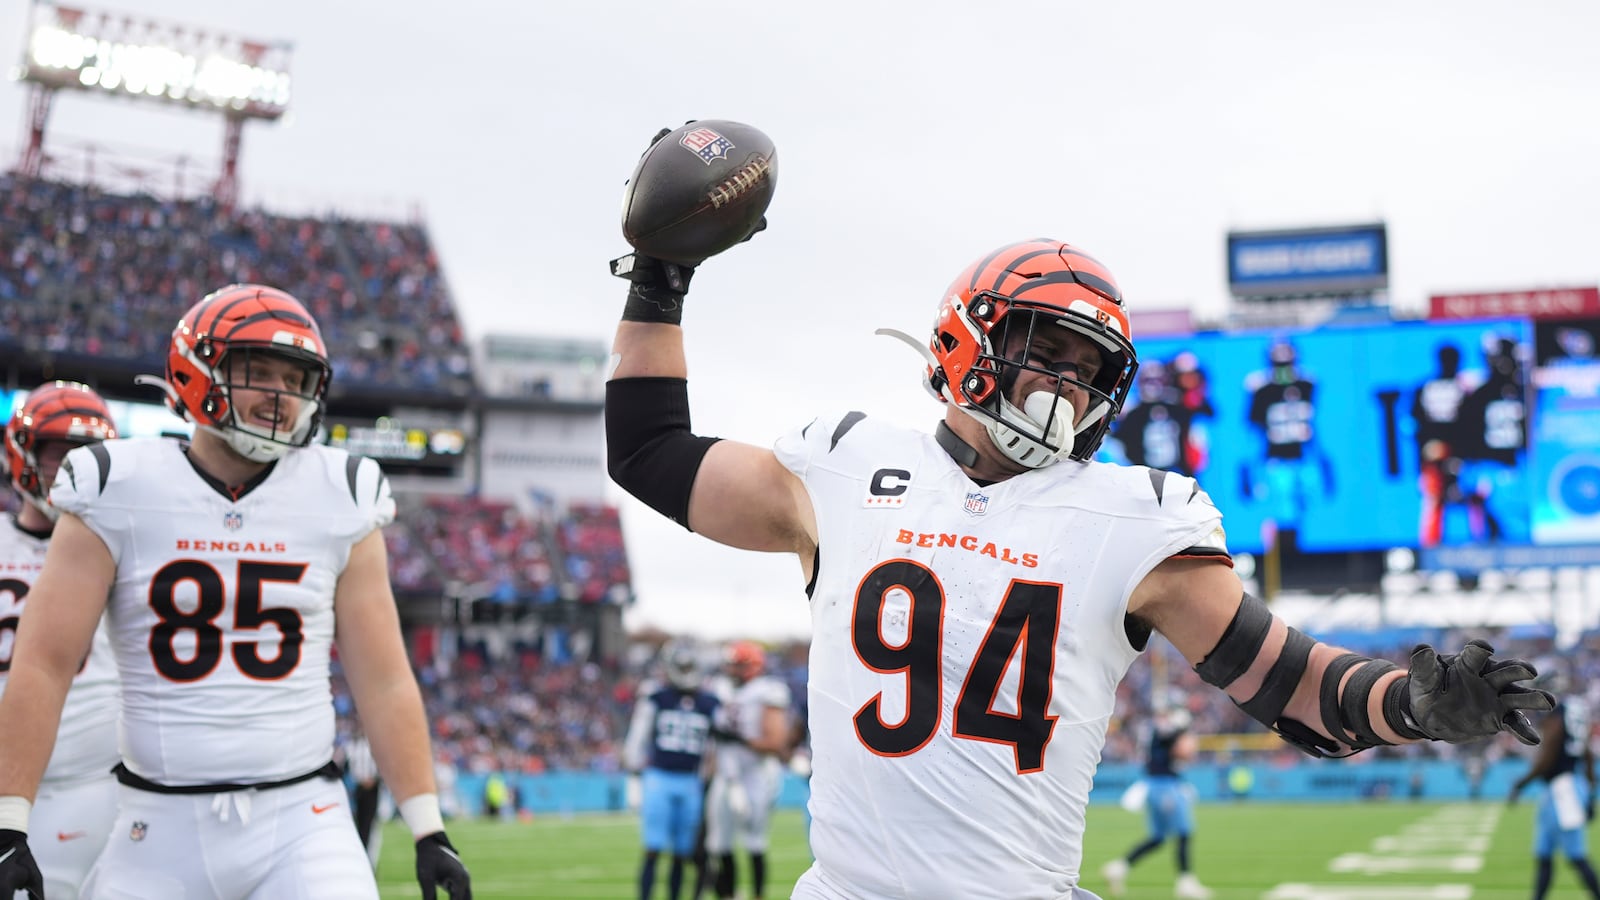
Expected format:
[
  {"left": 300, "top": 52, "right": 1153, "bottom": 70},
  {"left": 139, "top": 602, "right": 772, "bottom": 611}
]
[{"left": 416, "top": 831, "right": 472, "bottom": 900}]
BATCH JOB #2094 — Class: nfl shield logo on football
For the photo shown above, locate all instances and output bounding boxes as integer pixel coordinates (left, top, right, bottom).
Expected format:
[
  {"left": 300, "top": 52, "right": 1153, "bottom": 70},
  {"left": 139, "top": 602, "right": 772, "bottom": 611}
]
[
  {"left": 679, "top": 127, "right": 735, "bottom": 165},
  {"left": 130, "top": 820, "right": 148, "bottom": 842},
  {"left": 223, "top": 511, "right": 244, "bottom": 531},
  {"left": 963, "top": 491, "right": 989, "bottom": 516}
]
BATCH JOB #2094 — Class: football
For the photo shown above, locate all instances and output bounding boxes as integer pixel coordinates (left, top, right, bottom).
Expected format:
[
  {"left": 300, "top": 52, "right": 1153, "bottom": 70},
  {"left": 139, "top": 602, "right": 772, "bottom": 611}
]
[{"left": 620, "top": 120, "right": 778, "bottom": 265}]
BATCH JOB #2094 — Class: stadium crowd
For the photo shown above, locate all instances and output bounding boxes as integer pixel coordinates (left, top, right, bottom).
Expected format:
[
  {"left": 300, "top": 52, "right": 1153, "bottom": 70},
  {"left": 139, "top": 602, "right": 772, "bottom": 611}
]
[
  {"left": 330, "top": 638, "right": 810, "bottom": 793},
  {"left": 0, "top": 174, "right": 473, "bottom": 395},
  {"left": 383, "top": 495, "right": 632, "bottom": 610},
  {"left": 397, "top": 495, "right": 561, "bottom": 604}
]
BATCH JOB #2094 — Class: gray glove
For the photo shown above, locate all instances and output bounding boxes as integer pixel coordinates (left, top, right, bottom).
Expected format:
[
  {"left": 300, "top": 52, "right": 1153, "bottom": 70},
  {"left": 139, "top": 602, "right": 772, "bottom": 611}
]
[{"left": 1402, "top": 640, "right": 1554, "bottom": 745}]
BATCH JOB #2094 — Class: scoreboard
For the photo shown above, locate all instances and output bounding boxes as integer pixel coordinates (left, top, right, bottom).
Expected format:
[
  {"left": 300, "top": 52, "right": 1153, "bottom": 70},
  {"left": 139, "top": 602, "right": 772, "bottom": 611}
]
[{"left": 1101, "top": 315, "right": 1600, "bottom": 556}]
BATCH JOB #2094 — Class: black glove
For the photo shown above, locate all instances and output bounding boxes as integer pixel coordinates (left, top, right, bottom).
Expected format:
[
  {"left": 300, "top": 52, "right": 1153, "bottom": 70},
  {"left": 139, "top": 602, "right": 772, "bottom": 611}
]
[
  {"left": 611, "top": 252, "right": 697, "bottom": 325},
  {"left": 416, "top": 831, "right": 472, "bottom": 900},
  {"left": 0, "top": 829, "right": 44, "bottom": 899},
  {"left": 1401, "top": 640, "right": 1555, "bottom": 745},
  {"left": 1588, "top": 795, "right": 1596, "bottom": 823}
]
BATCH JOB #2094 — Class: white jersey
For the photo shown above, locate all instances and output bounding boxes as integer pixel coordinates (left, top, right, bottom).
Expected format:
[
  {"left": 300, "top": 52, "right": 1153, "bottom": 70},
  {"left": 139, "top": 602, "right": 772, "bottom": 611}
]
[
  {"left": 775, "top": 412, "right": 1228, "bottom": 899},
  {"left": 714, "top": 674, "right": 791, "bottom": 780},
  {"left": 0, "top": 517, "right": 120, "bottom": 785},
  {"left": 51, "top": 437, "right": 394, "bottom": 785}
]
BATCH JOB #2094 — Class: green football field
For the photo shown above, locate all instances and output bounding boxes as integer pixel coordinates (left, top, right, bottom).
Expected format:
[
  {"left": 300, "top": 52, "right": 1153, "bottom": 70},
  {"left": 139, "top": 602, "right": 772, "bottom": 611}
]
[{"left": 375, "top": 801, "right": 1590, "bottom": 898}]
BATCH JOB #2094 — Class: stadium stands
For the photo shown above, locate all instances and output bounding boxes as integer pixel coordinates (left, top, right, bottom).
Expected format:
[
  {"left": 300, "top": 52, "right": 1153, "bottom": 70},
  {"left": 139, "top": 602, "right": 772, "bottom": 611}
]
[
  {"left": 398, "top": 495, "right": 561, "bottom": 607},
  {"left": 0, "top": 173, "right": 473, "bottom": 397},
  {"left": 556, "top": 502, "right": 633, "bottom": 605}
]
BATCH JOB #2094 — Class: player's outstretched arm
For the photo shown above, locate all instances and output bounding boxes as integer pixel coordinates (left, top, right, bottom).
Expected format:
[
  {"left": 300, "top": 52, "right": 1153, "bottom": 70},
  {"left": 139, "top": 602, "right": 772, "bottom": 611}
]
[
  {"left": 1134, "top": 558, "right": 1553, "bottom": 758},
  {"left": 334, "top": 531, "right": 470, "bottom": 900}
]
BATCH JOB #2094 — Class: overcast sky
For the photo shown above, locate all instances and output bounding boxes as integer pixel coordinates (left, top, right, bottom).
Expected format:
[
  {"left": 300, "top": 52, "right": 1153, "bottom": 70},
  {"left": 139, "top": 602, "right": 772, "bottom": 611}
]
[{"left": 3, "top": 1, "right": 1598, "bottom": 641}]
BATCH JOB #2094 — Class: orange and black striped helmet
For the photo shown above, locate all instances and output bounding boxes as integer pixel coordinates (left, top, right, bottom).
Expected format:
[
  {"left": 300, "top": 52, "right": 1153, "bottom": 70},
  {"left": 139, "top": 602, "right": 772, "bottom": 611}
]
[
  {"left": 726, "top": 640, "right": 767, "bottom": 680},
  {"left": 163, "top": 284, "right": 330, "bottom": 462},
  {"left": 925, "top": 239, "right": 1137, "bottom": 465},
  {"left": 4, "top": 381, "right": 117, "bottom": 516}
]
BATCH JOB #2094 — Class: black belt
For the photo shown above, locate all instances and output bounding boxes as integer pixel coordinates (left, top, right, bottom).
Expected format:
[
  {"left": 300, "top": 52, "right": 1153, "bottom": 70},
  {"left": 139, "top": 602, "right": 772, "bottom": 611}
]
[{"left": 112, "top": 761, "right": 340, "bottom": 795}]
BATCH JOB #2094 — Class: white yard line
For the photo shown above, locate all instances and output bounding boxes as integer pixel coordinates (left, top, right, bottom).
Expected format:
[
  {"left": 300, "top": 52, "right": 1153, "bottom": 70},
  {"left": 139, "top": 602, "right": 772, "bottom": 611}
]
[{"left": 1264, "top": 805, "right": 1500, "bottom": 899}]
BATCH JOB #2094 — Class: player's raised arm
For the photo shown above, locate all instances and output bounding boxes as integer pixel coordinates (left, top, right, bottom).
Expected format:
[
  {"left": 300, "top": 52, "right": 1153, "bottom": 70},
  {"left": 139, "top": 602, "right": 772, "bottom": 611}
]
[
  {"left": 1133, "top": 557, "right": 1554, "bottom": 758},
  {"left": 604, "top": 122, "right": 813, "bottom": 558}
]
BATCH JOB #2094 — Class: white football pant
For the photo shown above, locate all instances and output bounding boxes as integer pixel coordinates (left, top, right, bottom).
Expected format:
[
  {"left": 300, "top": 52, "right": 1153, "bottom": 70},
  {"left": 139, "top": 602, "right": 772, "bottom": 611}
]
[
  {"left": 705, "top": 762, "right": 781, "bottom": 854},
  {"left": 80, "top": 776, "right": 377, "bottom": 899},
  {"left": 31, "top": 774, "right": 118, "bottom": 899}
]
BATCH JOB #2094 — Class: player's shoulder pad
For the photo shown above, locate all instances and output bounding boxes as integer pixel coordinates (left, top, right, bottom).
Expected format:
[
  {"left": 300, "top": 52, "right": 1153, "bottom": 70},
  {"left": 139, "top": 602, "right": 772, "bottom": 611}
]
[
  {"left": 51, "top": 437, "right": 152, "bottom": 513},
  {"left": 1145, "top": 468, "right": 1232, "bottom": 559},
  {"left": 305, "top": 445, "right": 395, "bottom": 526},
  {"left": 760, "top": 676, "right": 794, "bottom": 707},
  {"left": 777, "top": 409, "right": 880, "bottom": 475},
  {"left": 1140, "top": 468, "right": 1218, "bottom": 513},
  {"left": 799, "top": 410, "right": 870, "bottom": 453},
  {"left": 1112, "top": 466, "right": 1231, "bottom": 554}
]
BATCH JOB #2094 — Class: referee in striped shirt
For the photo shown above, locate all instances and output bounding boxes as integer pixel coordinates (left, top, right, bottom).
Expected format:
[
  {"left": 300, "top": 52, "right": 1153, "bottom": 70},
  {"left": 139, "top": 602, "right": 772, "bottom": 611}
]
[{"left": 342, "top": 731, "right": 383, "bottom": 869}]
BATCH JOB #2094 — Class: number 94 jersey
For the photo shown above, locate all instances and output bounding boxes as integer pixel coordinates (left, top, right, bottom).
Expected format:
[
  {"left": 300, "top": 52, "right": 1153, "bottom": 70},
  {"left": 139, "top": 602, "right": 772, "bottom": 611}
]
[
  {"left": 776, "top": 412, "right": 1228, "bottom": 899},
  {"left": 51, "top": 437, "right": 395, "bottom": 785}
]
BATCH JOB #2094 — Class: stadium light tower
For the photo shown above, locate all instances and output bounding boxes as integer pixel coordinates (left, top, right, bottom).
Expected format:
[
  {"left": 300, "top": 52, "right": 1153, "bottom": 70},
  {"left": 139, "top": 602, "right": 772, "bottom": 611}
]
[{"left": 11, "top": 0, "right": 291, "bottom": 211}]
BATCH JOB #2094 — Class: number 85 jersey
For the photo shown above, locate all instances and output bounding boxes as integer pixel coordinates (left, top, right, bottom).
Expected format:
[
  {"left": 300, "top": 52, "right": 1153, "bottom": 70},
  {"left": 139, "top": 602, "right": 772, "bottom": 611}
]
[
  {"left": 776, "top": 412, "right": 1229, "bottom": 900},
  {"left": 52, "top": 437, "right": 395, "bottom": 785}
]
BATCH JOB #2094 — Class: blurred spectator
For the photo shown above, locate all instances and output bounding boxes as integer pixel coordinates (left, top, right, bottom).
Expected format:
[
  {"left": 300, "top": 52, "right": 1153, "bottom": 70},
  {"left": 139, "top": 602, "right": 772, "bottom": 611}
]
[
  {"left": 558, "top": 503, "right": 632, "bottom": 604},
  {"left": 401, "top": 495, "right": 559, "bottom": 605}
]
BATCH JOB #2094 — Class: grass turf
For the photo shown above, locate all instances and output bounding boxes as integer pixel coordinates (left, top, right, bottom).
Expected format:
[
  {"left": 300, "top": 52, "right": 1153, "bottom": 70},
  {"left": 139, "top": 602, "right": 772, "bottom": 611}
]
[{"left": 375, "top": 800, "right": 1586, "bottom": 898}]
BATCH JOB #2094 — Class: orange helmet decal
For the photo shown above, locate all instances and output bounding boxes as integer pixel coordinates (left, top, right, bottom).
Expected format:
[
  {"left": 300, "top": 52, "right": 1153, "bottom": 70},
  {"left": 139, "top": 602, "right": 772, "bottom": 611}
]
[
  {"left": 5, "top": 381, "right": 117, "bottom": 513},
  {"left": 925, "top": 239, "right": 1138, "bottom": 465}
]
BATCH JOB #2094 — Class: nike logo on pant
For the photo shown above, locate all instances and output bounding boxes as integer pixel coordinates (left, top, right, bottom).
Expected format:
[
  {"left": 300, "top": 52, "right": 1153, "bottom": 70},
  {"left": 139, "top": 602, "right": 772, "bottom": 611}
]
[
  {"left": 57, "top": 831, "right": 87, "bottom": 842},
  {"left": 311, "top": 802, "right": 341, "bottom": 814}
]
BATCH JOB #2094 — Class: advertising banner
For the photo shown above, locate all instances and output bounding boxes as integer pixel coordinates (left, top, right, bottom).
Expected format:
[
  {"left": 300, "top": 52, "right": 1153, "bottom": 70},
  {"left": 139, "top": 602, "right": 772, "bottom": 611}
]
[{"left": 1227, "top": 223, "right": 1388, "bottom": 298}]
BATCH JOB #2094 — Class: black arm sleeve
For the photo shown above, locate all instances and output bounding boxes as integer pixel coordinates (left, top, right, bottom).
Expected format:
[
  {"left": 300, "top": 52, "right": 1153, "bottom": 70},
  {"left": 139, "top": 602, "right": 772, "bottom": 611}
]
[{"left": 605, "top": 377, "right": 721, "bottom": 530}]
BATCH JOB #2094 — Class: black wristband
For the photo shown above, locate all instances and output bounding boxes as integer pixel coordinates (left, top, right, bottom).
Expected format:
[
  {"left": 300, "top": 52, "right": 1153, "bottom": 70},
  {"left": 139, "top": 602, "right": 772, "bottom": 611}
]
[
  {"left": 622, "top": 284, "right": 685, "bottom": 325},
  {"left": 1384, "top": 677, "right": 1428, "bottom": 741},
  {"left": 612, "top": 253, "right": 694, "bottom": 325}
]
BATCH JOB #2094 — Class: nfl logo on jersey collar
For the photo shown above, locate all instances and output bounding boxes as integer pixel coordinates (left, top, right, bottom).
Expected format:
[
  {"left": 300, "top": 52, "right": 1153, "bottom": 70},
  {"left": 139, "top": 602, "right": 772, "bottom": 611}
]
[
  {"left": 963, "top": 491, "right": 989, "bottom": 516},
  {"left": 223, "top": 511, "right": 244, "bottom": 531}
]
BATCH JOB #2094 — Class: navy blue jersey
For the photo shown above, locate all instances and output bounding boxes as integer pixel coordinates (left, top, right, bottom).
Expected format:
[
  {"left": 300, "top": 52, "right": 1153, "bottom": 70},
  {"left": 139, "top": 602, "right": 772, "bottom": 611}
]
[
  {"left": 1145, "top": 725, "right": 1185, "bottom": 777},
  {"left": 1546, "top": 698, "right": 1593, "bottom": 782},
  {"left": 645, "top": 687, "right": 720, "bottom": 773},
  {"left": 1249, "top": 377, "right": 1317, "bottom": 460}
]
